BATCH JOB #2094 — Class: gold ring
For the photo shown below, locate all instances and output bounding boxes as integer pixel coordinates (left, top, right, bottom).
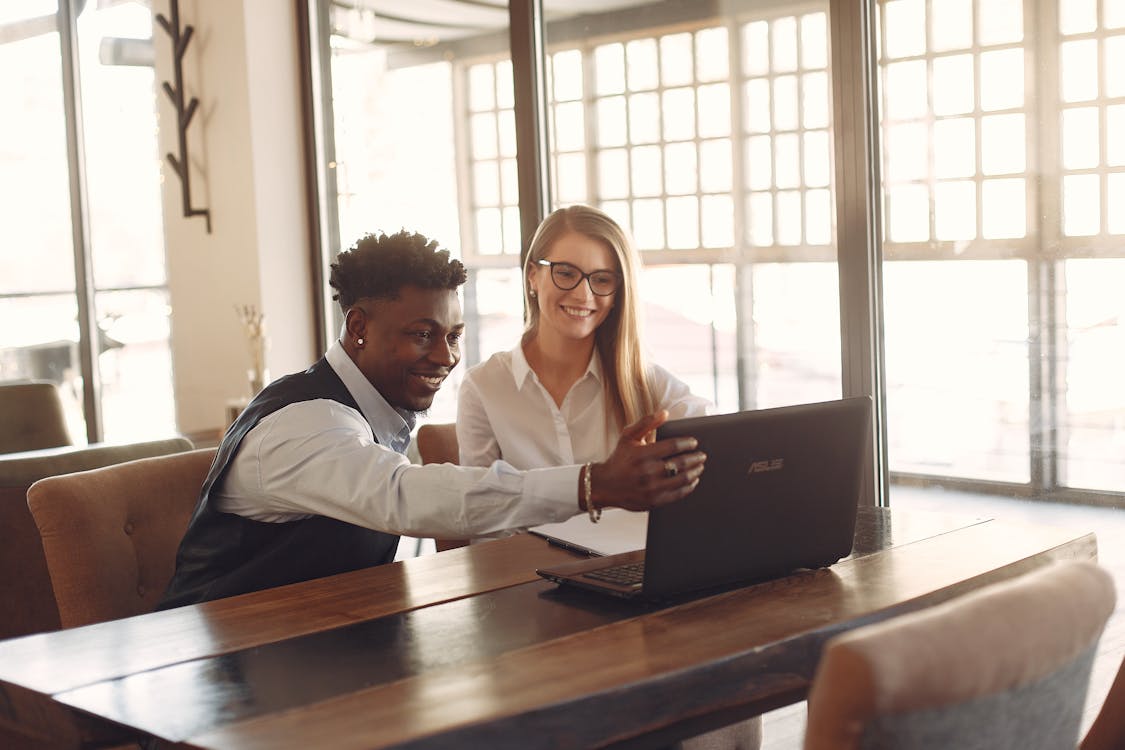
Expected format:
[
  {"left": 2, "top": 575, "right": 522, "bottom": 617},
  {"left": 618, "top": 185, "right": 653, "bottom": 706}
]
[{"left": 664, "top": 460, "right": 678, "bottom": 478}]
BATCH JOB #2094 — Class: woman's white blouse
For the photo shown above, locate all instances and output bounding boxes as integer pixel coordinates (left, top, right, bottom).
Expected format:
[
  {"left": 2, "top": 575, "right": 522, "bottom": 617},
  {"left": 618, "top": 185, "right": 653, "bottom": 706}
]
[{"left": 457, "top": 344, "right": 712, "bottom": 470}]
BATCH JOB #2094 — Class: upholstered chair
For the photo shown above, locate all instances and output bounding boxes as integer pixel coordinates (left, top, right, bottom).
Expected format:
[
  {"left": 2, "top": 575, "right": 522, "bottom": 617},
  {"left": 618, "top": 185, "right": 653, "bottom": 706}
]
[
  {"left": 0, "top": 437, "right": 194, "bottom": 639},
  {"left": 0, "top": 380, "right": 71, "bottom": 454},
  {"left": 804, "top": 560, "right": 1116, "bottom": 750},
  {"left": 1081, "top": 652, "right": 1125, "bottom": 750},
  {"left": 26, "top": 447, "right": 216, "bottom": 628}
]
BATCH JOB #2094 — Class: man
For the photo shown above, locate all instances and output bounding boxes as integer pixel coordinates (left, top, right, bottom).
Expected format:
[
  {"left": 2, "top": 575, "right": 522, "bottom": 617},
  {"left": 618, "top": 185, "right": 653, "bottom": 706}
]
[{"left": 159, "top": 230, "right": 705, "bottom": 608}]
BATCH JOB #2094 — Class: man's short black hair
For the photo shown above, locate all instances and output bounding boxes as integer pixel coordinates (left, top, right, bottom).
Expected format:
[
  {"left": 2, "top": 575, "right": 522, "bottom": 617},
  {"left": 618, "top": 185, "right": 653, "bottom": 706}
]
[{"left": 329, "top": 230, "right": 467, "bottom": 309}]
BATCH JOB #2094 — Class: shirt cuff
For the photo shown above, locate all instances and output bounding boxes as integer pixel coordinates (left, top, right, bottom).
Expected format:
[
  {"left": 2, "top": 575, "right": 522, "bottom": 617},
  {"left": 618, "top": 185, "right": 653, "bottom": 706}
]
[{"left": 521, "top": 464, "right": 583, "bottom": 523}]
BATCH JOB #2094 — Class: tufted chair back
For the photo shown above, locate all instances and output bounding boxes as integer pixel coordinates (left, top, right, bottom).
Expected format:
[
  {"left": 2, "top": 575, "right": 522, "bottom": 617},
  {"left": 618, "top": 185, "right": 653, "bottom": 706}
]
[
  {"left": 0, "top": 380, "right": 71, "bottom": 454},
  {"left": 27, "top": 447, "right": 216, "bottom": 628},
  {"left": 0, "top": 437, "right": 195, "bottom": 638},
  {"left": 804, "top": 560, "right": 1116, "bottom": 750}
]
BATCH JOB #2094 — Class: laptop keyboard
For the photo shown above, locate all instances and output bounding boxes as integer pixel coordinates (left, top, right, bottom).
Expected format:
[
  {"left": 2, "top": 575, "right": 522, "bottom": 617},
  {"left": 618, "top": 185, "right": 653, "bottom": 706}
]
[{"left": 583, "top": 561, "right": 645, "bottom": 586}]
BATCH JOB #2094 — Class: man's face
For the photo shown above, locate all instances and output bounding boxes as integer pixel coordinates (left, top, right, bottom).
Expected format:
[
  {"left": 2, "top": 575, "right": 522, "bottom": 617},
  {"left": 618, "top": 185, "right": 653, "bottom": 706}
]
[{"left": 350, "top": 286, "right": 464, "bottom": 412}]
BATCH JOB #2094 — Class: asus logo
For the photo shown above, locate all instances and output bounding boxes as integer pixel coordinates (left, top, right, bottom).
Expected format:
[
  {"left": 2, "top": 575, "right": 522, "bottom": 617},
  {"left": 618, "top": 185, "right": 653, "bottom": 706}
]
[{"left": 748, "top": 458, "right": 784, "bottom": 474}]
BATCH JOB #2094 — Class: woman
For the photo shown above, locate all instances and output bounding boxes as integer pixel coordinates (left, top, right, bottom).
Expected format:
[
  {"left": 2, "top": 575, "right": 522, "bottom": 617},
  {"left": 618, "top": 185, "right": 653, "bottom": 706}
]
[
  {"left": 456, "top": 205, "right": 760, "bottom": 749},
  {"left": 457, "top": 204, "right": 710, "bottom": 471}
]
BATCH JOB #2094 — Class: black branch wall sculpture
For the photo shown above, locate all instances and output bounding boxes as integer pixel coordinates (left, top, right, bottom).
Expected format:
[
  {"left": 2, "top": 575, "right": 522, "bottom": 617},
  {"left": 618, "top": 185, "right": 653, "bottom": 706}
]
[{"left": 157, "top": 0, "right": 211, "bottom": 233}]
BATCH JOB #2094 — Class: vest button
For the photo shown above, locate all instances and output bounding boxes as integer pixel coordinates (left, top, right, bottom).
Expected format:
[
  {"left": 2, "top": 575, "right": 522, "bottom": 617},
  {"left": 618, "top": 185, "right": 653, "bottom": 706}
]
[
  {"left": 123, "top": 522, "right": 135, "bottom": 535},
  {"left": 136, "top": 584, "right": 146, "bottom": 597}
]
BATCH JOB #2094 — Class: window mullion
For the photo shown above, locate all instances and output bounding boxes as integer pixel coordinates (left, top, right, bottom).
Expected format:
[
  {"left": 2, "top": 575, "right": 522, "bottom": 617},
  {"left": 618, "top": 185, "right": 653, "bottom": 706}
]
[{"left": 58, "top": 0, "right": 102, "bottom": 442}]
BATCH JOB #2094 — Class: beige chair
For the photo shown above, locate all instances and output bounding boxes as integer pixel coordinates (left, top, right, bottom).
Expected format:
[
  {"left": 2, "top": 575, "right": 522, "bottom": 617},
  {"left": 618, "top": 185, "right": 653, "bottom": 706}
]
[
  {"left": 0, "top": 380, "right": 71, "bottom": 454},
  {"left": 804, "top": 560, "right": 1116, "bottom": 750},
  {"left": 1081, "top": 652, "right": 1125, "bottom": 750},
  {"left": 26, "top": 447, "right": 216, "bottom": 629},
  {"left": 0, "top": 437, "right": 195, "bottom": 639},
  {"left": 416, "top": 422, "right": 468, "bottom": 552}
]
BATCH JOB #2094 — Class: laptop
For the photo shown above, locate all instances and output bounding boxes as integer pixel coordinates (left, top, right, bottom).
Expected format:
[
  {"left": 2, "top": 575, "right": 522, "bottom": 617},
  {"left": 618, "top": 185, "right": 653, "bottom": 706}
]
[{"left": 536, "top": 396, "right": 872, "bottom": 600}]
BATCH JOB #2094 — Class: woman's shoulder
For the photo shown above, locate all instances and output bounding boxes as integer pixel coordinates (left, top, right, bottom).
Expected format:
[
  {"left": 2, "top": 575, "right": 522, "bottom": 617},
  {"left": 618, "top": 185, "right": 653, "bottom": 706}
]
[{"left": 461, "top": 349, "right": 516, "bottom": 388}]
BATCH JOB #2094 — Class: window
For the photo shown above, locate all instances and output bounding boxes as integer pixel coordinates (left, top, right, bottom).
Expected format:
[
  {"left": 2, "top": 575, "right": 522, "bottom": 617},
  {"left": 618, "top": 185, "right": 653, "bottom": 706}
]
[
  {"left": 0, "top": 1, "right": 175, "bottom": 444},
  {"left": 879, "top": 0, "right": 1125, "bottom": 496},
  {"left": 303, "top": 0, "right": 1124, "bottom": 505}
]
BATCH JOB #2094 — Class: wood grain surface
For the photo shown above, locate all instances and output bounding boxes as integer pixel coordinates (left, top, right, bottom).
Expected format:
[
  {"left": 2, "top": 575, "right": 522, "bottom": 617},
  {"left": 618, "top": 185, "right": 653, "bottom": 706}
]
[{"left": 0, "top": 509, "right": 1097, "bottom": 750}]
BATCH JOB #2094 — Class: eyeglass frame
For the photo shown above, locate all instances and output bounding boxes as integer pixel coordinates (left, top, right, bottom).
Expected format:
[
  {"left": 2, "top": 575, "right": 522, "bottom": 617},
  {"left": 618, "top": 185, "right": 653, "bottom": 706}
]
[{"left": 536, "top": 259, "right": 622, "bottom": 296}]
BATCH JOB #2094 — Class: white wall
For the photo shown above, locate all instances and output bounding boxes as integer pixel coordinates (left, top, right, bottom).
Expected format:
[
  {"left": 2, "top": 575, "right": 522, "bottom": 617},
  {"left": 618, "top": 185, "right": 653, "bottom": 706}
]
[{"left": 152, "top": 0, "right": 315, "bottom": 437}]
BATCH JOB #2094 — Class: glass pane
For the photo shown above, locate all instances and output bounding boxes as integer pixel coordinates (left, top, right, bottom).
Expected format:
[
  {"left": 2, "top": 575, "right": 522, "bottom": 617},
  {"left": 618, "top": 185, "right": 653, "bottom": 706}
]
[
  {"left": 931, "top": 0, "right": 973, "bottom": 52},
  {"left": 980, "top": 113, "right": 1026, "bottom": 174},
  {"left": 594, "top": 43, "right": 625, "bottom": 95},
  {"left": 666, "top": 196, "right": 699, "bottom": 249},
  {"left": 79, "top": 3, "right": 165, "bottom": 291},
  {"left": 631, "top": 145, "right": 662, "bottom": 197},
  {"left": 1061, "top": 107, "right": 1100, "bottom": 169},
  {"left": 932, "top": 54, "right": 974, "bottom": 115},
  {"left": 1060, "top": 39, "right": 1098, "bottom": 102},
  {"left": 598, "top": 148, "right": 629, "bottom": 199},
  {"left": 980, "top": 178, "right": 1026, "bottom": 239},
  {"left": 1062, "top": 174, "right": 1100, "bottom": 236},
  {"left": 1109, "top": 105, "right": 1125, "bottom": 166},
  {"left": 747, "top": 192, "right": 773, "bottom": 246},
  {"left": 660, "top": 33, "right": 693, "bottom": 87},
  {"left": 696, "top": 83, "right": 730, "bottom": 138},
  {"left": 768, "top": 16, "right": 796, "bottom": 72},
  {"left": 1062, "top": 260, "right": 1125, "bottom": 491},
  {"left": 1106, "top": 35, "right": 1125, "bottom": 97},
  {"left": 1059, "top": 0, "right": 1098, "bottom": 36},
  {"left": 1110, "top": 0, "right": 1125, "bottom": 28},
  {"left": 749, "top": 263, "right": 841, "bottom": 407},
  {"left": 641, "top": 265, "right": 737, "bottom": 411},
  {"left": 664, "top": 142, "right": 697, "bottom": 195},
  {"left": 884, "top": 261, "right": 1029, "bottom": 482},
  {"left": 934, "top": 180, "right": 976, "bottom": 240},
  {"left": 933, "top": 118, "right": 976, "bottom": 177},
  {"left": 662, "top": 87, "right": 696, "bottom": 141},
  {"left": 328, "top": 27, "right": 470, "bottom": 290},
  {"left": 554, "top": 101, "right": 585, "bottom": 151},
  {"left": 701, "top": 195, "right": 734, "bottom": 248},
  {"left": 979, "top": 49, "right": 1024, "bottom": 111},
  {"left": 0, "top": 294, "right": 86, "bottom": 443},
  {"left": 978, "top": 0, "right": 1023, "bottom": 45},
  {"left": 552, "top": 49, "right": 583, "bottom": 101},
  {"left": 884, "top": 0, "right": 926, "bottom": 59},
  {"left": 1110, "top": 174, "right": 1125, "bottom": 234},
  {"left": 0, "top": 30, "right": 73, "bottom": 297},
  {"left": 746, "top": 134, "right": 772, "bottom": 190},
  {"left": 699, "top": 138, "right": 732, "bottom": 193},
  {"left": 884, "top": 60, "right": 928, "bottom": 120},
  {"left": 596, "top": 95, "right": 627, "bottom": 147},
  {"left": 555, "top": 153, "right": 587, "bottom": 204},
  {"left": 0, "top": 19, "right": 88, "bottom": 440},
  {"left": 95, "top": 289, "right": 174, "bottom": 442},
  {"left": 695, "top": 27, "right": 729, "bottom": 82}
]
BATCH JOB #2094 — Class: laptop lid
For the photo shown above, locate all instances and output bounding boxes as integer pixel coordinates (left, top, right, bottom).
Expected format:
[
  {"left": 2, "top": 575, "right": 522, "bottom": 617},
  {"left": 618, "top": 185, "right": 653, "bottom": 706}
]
[{"left": 536, "top": 396, "right": 872, "bottom": 600}]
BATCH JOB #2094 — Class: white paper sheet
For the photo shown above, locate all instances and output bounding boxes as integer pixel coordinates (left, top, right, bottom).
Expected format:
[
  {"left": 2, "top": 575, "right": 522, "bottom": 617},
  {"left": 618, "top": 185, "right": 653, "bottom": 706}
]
[{"left": 529, "top": 507, "right": 648, "bottom": 557}]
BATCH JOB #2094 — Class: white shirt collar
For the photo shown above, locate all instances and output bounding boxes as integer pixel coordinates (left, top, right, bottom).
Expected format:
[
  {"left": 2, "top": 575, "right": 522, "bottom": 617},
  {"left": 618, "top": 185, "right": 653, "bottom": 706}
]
[
  {"left": 509, "top": 340, "right": 603, "bottom": 390},
  {"left": 325, "top": 340, "right": 414, "bottom": 453}
]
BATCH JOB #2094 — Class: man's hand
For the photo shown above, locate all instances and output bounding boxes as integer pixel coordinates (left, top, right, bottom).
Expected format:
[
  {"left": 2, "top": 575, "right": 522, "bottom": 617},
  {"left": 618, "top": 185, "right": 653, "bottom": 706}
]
[{"left": 586, "top": 410, "right": 706, "bottom": 512}]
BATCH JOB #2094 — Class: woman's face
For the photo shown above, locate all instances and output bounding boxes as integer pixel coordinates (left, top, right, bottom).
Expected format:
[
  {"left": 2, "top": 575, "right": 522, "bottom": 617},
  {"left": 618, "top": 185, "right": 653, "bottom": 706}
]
[{"left": 529, "top": 230, "right": 619, "bottom": 345}]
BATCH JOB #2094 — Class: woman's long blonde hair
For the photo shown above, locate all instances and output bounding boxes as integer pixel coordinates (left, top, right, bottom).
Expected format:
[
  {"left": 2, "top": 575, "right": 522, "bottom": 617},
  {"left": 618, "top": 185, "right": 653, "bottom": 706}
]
[{"left": 521, "top": 205, "right": 655, "bottom": 429}]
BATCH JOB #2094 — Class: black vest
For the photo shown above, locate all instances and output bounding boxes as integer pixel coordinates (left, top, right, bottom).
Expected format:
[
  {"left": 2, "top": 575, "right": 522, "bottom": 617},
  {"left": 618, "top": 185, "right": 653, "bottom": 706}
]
[{"left": 159, "top": 358, "right": 400, "bottom": 609}]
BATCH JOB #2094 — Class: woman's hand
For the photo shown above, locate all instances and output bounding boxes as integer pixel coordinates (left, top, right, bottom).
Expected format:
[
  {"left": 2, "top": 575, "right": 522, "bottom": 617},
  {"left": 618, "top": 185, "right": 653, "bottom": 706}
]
[{"left": 586, "top": 410, "right": 706, "bottom": 512}]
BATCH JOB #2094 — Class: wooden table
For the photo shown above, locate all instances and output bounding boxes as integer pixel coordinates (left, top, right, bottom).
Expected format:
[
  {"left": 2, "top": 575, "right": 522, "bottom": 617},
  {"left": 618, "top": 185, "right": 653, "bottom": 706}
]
[{"left": 0, "top": 508, "right": 1097, "bottom": 750}]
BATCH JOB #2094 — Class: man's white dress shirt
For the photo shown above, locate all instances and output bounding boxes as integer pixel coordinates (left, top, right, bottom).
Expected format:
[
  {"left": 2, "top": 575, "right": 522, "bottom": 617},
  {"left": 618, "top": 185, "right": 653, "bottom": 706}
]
[{"left": 215, "top": 341, "right": 580, "bottom": 538}]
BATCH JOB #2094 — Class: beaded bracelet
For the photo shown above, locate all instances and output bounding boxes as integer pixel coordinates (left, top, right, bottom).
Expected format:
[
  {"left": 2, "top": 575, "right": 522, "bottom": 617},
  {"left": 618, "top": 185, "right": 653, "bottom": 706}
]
[{"left": 584, "top": 462, "right": 601, "bottom": 523}]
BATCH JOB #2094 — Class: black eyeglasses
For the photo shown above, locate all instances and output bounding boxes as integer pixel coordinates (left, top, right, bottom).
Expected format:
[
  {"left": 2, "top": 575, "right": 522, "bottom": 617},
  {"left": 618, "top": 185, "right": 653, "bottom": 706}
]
[{"left": 537, "top": 260, "right": 622, "bottom": 296}]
